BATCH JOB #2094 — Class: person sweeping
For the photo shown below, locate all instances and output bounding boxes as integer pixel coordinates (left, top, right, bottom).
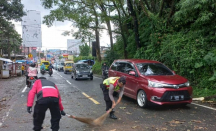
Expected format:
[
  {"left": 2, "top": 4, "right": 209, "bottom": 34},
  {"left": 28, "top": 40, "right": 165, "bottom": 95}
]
[{"left": 101, "top": 76, "right": 126, "bottom": 119}]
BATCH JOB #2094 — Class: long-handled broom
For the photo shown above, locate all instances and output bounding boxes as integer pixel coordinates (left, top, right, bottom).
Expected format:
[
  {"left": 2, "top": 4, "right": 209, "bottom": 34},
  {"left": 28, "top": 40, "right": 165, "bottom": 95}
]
[{"left": 66, "top": 108, "right": 113, "bottom": 126}]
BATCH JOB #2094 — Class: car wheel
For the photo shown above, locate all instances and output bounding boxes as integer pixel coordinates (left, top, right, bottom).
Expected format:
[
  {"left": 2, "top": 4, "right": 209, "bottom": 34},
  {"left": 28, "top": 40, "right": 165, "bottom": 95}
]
[
  {"left": 90, "top": 76, "right": 93, "bottom": 80},
  {"left": 137, "top": 90, "right": 148, "bottom": 108}
]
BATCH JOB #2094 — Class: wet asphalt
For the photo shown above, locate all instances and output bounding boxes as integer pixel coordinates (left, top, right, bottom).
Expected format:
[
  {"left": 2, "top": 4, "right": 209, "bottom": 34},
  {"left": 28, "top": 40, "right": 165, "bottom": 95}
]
[{"left": 0, "top": 69, "right": 215, "bottom": 131}]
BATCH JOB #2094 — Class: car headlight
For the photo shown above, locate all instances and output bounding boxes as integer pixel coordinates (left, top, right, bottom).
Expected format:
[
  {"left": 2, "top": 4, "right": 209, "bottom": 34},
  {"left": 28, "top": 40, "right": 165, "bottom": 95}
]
[
  {"left": 90, "top": 70, "right": 92, "bottom": 73},
  {"left": 148, "top": 80, "right": 165, "bottom": 88},
  {"left": 184, "top": 81, "right": 190, "bottom": 87},
  {"left": 76, "top": 71, "right": 79, "bottom": 74}
]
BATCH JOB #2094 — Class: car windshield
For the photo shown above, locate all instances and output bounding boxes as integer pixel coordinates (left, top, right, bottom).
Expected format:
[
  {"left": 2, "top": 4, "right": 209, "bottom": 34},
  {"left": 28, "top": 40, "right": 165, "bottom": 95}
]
[
  {"left": 43, "top": 62, "right": 49, "bottom": 65},
  {"left": 66, "top": 63, "right": 72, "bottom": 66},
  {"left": 136, "top": 63, "right": 173, "bottom": 76},
  {"left": 76, "top": 64, "right": 90, "bottom": 69}
]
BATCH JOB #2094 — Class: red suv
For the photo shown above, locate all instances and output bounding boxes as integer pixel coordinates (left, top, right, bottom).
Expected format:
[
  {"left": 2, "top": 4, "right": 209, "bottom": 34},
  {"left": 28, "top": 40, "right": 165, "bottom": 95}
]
[{"left": 109, "top": 59, "right": 193, "bottom": 108}]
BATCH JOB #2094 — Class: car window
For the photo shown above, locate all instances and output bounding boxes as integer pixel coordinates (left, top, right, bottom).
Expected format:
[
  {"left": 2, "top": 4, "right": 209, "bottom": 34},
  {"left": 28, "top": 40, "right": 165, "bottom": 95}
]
[
  {"left": 117, "top": 62, "right": 126, "bottom": 73},
  {"left": 43, "top": 62, "right": 49, "bottom": 65},
  {"left": 66, "top": 63, "right": 72, "bottom": 66},
  {"left": 136, "top": 63, "right": 173, "bottom": 76},
  {"left": 111, "top": 62, "right": 118, "bottom": 71},
  {"left": 124, "top": 63, "right": 135, "bottom": 74},
  {"left": 76, "top": 64, "right": 90, "bottom": 69}
]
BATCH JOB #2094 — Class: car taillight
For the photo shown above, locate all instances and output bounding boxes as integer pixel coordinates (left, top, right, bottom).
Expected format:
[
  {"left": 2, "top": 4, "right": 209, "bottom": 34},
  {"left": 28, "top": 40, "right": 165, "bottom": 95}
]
[{"left": 30, "top": 77, "right": 34, "bottom": 80}]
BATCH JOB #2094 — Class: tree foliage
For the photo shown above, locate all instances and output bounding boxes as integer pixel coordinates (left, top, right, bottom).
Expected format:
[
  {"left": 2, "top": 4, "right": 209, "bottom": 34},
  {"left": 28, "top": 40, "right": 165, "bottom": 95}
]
[
  {"left": 0, "top": 0, "right": 25, "bottom": 58},
  {"left": 40, "top": 0, "right": 216, "bottom": 97},
  {"left": 79, "top": 43, "right": 90, "bottom": 56}
]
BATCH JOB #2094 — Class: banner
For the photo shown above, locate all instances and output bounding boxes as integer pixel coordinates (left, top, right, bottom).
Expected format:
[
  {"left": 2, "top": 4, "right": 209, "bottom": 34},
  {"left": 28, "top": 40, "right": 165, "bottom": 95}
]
[{"left": 22, "top": 10, "right": 42, "bottom": 47}]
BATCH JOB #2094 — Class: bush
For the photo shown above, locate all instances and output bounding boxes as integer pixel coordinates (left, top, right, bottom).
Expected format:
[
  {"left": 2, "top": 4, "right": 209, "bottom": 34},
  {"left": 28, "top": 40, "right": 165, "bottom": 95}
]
[{"left": 92, "top": 60, "right": 102, "bottom": 75}]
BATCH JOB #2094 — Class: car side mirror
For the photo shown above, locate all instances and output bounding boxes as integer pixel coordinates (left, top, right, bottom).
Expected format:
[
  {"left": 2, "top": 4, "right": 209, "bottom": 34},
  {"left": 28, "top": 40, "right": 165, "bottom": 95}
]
[
  {"left": 129, "top": 71, "right": 136, "bottom": 76},
  {"left": 172, "top": 71, "right": 176, "bottom": 74}
]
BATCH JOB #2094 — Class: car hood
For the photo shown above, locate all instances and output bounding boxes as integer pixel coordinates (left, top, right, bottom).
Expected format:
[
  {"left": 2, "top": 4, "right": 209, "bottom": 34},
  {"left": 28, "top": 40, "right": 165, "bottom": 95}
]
[{"left": 143, "top": 74, "right": 188, "bottom": 84}]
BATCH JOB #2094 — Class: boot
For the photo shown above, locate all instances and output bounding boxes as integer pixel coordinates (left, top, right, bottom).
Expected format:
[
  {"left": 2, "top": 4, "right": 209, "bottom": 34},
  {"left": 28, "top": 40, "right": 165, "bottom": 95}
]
[{"left": 109, "top": 111, "right": 117, "bottom": 119}]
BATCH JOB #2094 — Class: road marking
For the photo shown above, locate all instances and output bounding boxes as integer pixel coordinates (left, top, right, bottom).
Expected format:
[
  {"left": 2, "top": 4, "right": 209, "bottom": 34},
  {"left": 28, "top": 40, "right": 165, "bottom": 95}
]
[
  {"left": 22, "top": 85, "right": 27, "bottom": 93},
  {"left": 66, "top": 80, "right": 71, "bottom": 85},
  {"left": 82, "top": 92, "right": 100, "bottom": 105},
  {"left": 192, "top": 102, "right": 216, "bottom": 111},
  {"left": 94, "top": 76, "right": 102, "bottom": 79}
]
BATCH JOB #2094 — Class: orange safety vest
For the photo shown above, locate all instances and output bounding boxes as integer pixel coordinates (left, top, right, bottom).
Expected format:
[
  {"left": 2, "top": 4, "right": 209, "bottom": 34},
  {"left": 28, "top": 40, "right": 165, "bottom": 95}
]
[{"left": 103, "top": 77, "right": 120, "bottom": 91}]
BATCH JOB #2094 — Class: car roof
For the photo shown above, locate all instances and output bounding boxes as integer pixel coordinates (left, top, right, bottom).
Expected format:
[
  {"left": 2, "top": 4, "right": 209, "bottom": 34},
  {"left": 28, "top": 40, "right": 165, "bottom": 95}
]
[{"left": 114, "top": 59, "right": 160, "bottom": 64}]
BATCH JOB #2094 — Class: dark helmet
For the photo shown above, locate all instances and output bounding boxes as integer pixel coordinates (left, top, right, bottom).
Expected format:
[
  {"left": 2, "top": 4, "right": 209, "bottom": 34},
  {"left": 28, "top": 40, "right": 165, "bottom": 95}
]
[{"left": 30, "top": 63, "right": 36, "bottom": 67}]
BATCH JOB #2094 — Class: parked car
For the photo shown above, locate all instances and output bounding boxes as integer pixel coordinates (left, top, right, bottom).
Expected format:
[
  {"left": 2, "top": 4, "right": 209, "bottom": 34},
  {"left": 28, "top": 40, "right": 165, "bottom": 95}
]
[
  {"left": 108, "top": 59, "right": 193, "bottom": 108},
  {"left": 57, "top": 62, "right": 64, "bottom": 71},
  {"left": 71, "top": 63, "right": 93, "bottom": 80}
]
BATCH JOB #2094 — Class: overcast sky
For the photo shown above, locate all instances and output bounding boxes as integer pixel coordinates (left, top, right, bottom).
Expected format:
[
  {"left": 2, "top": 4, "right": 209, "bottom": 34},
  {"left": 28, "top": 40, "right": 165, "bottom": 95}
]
[{"left": 13, "top": 0, "right": 111, "bottom": 50}]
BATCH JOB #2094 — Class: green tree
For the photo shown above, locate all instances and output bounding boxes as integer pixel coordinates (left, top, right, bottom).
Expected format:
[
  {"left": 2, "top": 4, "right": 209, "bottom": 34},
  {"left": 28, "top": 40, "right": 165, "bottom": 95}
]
[
  {"left": 0, "top": 0, "right": 25, "bottom": 58},
  {"left": 79, "top": 43, "right": 90, "bottom": 56}
]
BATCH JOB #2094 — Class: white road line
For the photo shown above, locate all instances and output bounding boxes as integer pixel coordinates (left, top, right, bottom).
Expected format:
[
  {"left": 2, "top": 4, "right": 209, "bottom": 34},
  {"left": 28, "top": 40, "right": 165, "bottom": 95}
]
[
  {"left": 192, "top": 102, "right": 216, "bottom": 111},
  {"left": 94, "top": 76, "right": 102, "bottom": 79},
  {"left": 22, "top": 86, "right": 27, "bottom": 93},
  {"left": 66, "top": 80, "right": 71, "bottom": 85}
]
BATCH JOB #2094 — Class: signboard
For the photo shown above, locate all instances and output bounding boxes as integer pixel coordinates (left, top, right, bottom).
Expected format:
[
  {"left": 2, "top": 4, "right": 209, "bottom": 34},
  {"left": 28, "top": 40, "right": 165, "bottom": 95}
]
[
  {"left": 22, "top": 10, "right": 42, "bottom": 47},
  {"left": 67, "top": 39, "right": 84, "bottom": 55},
  {"left": 31, "top": 49, "right": 37, "bottom": 58},
  {"left": 28, "top": 53, "right": 33, "bottom": 58},
  {"left": 68, "top": 55, "right": 74, "bottom": 61}
]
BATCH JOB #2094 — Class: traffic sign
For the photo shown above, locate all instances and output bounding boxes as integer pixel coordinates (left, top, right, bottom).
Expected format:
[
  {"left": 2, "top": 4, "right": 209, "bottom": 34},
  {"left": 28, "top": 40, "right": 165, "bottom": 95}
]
[{"left": 28, "top": 53, "right": 33, "bottom": 58}]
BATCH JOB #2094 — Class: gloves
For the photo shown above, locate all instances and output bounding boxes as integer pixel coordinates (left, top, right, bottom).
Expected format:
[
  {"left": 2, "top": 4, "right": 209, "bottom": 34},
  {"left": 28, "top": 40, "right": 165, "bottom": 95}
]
[
  {"left": 61, "top": 110, "right": 66, "bottom": 116},
  {"left": 27, "top": 106, "right": 32, "bottom": 114}
]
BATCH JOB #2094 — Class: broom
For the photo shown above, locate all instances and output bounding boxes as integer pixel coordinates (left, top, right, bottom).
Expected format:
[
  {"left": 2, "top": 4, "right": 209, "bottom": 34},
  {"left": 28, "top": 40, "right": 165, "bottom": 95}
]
[{"left": 66, "top": 108, "right": 113, "bottom": 126}]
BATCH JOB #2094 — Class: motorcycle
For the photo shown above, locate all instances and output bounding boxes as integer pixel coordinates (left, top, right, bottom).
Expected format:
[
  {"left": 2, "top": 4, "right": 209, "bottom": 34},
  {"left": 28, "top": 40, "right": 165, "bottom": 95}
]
[
  {"left": 49, "top": 68, "right": 53, "bottom": 76},
  {"left": 28, "top": 76, "right": 36, "bottom": 88},
  {"left": 41, "top": 69, "right": 45, "bottom": 75},
  {"left": 102, "top": 69, "right": 109, "bottom": 80}
]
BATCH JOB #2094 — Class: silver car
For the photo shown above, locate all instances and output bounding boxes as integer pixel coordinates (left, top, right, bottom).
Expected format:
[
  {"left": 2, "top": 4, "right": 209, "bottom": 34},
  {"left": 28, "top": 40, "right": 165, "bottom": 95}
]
[{"left": 71, "top": 63, "right": 93, "bottom": 80}]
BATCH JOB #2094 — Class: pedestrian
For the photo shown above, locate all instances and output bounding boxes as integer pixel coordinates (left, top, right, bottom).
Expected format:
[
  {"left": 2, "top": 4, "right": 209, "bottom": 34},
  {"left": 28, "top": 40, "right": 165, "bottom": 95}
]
[
  {"left": 21, "top": 65, "right": 25, "bottom": 76},
  {"left": 101, "top": 76, "right": 126, "bottom": 119},
  {"left": 27, "top": 77, "right": 66, "bottom": 131}
]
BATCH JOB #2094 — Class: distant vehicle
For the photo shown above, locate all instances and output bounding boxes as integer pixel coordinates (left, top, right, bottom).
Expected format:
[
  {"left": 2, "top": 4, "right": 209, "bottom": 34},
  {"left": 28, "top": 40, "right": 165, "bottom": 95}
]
[
  {"left": 57, "top": 62, "right": 64, "bottom": 71},
  {"left": 63, "top": 61, "right": 74, "bottom": 74},
  {"left": 53, "top": 63, "right": 58, "bottom": 70},
  {"left": 71, "top": 63, "right": 93, "bottom": 80},
  {"left": 109, "top": 59, "right": 193, "bottom": 108},
  {"left": 77, "top": 59, "right": 95, "bottom": 68},
  {"left": 40, "top": 61, "right": 50, "bottom": 71}
]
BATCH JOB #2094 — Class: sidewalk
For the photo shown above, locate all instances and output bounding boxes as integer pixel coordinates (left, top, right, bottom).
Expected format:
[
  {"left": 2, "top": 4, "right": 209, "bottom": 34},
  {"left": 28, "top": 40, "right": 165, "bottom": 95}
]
[{"left": 0, "top": 76, "right": 26, "bottom": 111}]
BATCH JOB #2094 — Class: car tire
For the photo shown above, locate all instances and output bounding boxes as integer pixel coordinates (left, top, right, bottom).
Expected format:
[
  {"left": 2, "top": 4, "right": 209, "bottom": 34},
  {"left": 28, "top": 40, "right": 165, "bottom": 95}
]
[
  {"left": 90, "top": 76, "right": 93, "bottom": 80},
  {"left": 137, "top": 90, "right": 148, "bottom": 108}
]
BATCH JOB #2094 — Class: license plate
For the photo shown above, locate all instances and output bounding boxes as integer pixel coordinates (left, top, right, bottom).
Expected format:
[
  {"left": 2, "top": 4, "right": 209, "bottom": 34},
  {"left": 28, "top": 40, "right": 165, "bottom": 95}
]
[
  {"left": 82, "top": 75, "right": 88, "bottom": 77},
  {"left": 170, "top": 95, "right": 184, "bottom": 101}
]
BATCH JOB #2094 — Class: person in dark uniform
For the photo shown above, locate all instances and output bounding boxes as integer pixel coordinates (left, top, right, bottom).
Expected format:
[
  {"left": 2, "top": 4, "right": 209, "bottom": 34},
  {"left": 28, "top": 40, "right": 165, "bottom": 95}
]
[
  {"left": 27, "top": 77, "right": 66, "bottom": 131},
  {"left": 101, "top": 76, "right": 126, "bottom": 119}
]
